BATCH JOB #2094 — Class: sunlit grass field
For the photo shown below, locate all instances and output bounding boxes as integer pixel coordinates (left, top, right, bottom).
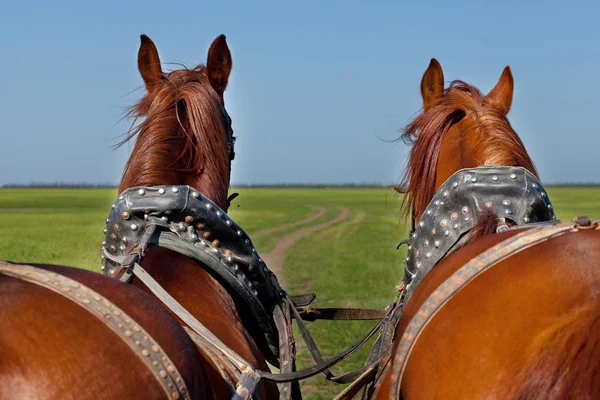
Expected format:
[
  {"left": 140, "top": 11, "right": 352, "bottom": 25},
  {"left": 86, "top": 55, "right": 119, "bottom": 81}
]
[{"left": 1, "top": 186, "right": 599, "bottom": 398}]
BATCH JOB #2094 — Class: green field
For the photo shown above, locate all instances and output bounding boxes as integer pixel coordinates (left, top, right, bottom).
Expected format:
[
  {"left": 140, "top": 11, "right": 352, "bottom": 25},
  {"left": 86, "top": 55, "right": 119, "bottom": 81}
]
[{"left": 1, "top": 186, "right": 599, "bottom": 398}]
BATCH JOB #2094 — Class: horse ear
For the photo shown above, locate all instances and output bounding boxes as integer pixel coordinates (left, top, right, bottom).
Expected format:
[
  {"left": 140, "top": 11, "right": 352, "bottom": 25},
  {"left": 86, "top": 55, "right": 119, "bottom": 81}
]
[
  {"left": 138, "top": 35, "right": 163, "bottom": 92},
  {"left": 486, "top": 66, "right": 514, "bottom": 115},
  {"left": 206, "top": 34, "right": 232, "bottom": 99},
  {"left": 421, "top": 58, "right": 445, "bottom": 110}
]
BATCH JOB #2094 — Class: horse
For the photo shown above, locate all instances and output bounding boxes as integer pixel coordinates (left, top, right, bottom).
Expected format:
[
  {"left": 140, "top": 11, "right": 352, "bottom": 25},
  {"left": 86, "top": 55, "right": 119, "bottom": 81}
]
[
  {"left": 370, "top": 59, "right": 600, "bottom": 399},
  {"left": 0, "top": 34, "right": 266, "bottom": 400},
  {"left": 103, "top": 34, "right": 281, "bottom": 399}
]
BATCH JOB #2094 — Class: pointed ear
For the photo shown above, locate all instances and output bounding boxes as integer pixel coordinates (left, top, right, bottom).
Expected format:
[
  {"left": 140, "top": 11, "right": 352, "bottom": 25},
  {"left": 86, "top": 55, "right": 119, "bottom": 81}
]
[
  {"left": 138, "top": 34, "right": 163, "bottom": 92},
  {"left": 206, "top": 34, "right": 232, "bottom": 99},
  {"left": 486, "top": 66, "right": 514, "bottom": 115},
  {"left": 421, "top": 58, "right": 445, "bottom": 110}
]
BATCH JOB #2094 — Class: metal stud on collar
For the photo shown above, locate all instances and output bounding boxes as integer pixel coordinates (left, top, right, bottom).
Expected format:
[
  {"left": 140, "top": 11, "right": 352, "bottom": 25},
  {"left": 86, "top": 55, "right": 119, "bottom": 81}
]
[
  {"left": 101, "top": 185, "right": 278, "bottom": 342},
  {"left": 402, "top": 166, "right": 556, "bottom": 303}
]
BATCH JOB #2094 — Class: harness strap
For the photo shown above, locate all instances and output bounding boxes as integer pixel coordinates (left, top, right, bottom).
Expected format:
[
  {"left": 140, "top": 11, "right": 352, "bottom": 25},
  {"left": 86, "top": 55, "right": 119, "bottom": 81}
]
[
  {"left": 103, "top": 217, "right": 167, "bottom": 282},
  {"left": 289, "top": 298, "right": 333, "bottom": 380},
  {"left": 297, "top": 306, "right": 385, "bottom": 321},
  {"left": 273, "top": 301, "right": 301, "bottom": 400},
  {"left": 288, "top": 292, "right": 317, "bottom": 307},
  {"left": 389, "top": 220, "right": 582, "bottom": 398},
  {"left": 131, "top": 262, "right": 252, "bottom": 371},
  {"left": 256, "top": 319, "right": 382, "bottom": 384},
  {"left": 130, "top": 260, "right": 389, "bottom": 394},
  {"left": 231, "top": 369, "right": 261, "bottom": 400},
  {"left": 251, "top": 299, "right": 389, "bottom": 384},
  {"left": 183, "top": 327, "right": 239, "bottom": 390},
  {"left": 333, "top": 364, "right": 378, "bottom": 400},
  {"left": 0, "top": 261, "right": 191, "bottom": 400},
  {"left": 151, "top": 231, "right": 279, "bottom": 354},
  {"left": 106, "top": 217, "right": 395, "bottom": 397}
]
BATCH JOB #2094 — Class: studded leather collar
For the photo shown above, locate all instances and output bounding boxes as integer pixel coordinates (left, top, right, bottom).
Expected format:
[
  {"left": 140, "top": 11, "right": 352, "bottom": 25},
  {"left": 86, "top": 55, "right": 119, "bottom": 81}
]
[
  {"left": 101, "top": 185, "right": 281, "bottom": 360},
  {"left": 402, "top": 166, "right": 557, "bottom": 302}
]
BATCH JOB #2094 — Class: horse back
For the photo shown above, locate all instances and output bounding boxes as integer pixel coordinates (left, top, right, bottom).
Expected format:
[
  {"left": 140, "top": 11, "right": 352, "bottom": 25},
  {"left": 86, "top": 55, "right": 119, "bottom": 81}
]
[
  {"left": 0, "top": 263, "right": 209, "bottom": 400},
  {"left": 378, "top": 228, "right": 600, "bottom": 399}
]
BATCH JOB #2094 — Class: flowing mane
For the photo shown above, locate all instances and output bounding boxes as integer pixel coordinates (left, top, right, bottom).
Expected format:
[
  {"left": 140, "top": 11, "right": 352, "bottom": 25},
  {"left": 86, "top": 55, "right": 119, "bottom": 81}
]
[
  {"left": 398, "top": 81, "right": 537, "bottom": 218},
  {"left": 117, "top": 65, "right": 230, "bottom": 199}
]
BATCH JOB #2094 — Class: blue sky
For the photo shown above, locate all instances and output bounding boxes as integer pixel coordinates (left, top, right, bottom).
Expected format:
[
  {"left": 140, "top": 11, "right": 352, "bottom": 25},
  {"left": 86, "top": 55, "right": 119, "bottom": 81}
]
[{"left": 1, "top": 0, "right": 599, "bottom": 186}]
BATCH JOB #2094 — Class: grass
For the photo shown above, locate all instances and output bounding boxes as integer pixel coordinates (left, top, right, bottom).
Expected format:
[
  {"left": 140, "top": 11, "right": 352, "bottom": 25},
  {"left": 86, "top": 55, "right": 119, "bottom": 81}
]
[
  {"left": 1, "top": 186, "right": 599, "bottom": 398},
  {"left": 0, "top": 188, "right": 117, "bottom": 270}
]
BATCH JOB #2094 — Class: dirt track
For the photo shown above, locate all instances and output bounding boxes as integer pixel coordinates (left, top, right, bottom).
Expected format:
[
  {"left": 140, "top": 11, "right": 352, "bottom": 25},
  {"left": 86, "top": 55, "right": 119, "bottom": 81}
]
[
  {"left": 253, "top": 207, "right": 327, "bottom": 237},
  {"left": 261, "top": 208, "right": 350, "bottom": 288}
]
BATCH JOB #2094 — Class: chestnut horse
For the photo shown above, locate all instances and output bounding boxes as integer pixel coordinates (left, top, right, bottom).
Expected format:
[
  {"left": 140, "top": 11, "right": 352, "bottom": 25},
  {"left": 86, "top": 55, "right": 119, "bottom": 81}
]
[
  {"left": 372, "top": 60, "right": 600, "bottom": 399},
  {"left": 0, "top": 34, "right": 276, "bottom": 400},
  {"left": 114, "top": 34, "right": 278, "bottom": 399}
]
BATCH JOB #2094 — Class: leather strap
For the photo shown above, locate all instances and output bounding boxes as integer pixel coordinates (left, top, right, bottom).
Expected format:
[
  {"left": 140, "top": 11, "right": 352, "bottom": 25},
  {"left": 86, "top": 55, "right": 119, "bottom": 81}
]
[
  {"left": 231, "top": 369, "right": 260, "bottom": 400},
  {"left": 103, "top": 228, "right": 280, "bottom": 362},
  {"left": 251, "top": 298, "right": 389, "bottom": 385},
  {"left": 0, "top": 261, "right": 190, "bottom": 400},
  {"left": 333, "top": 364, "right": 378, "bottom": 400},
  {"left": 183, "top": 327, "right": 239, "bottom": 391},
  {"left": 288, "top": 292, "right": 317, "bottom": 307},
  {"left": 297, "top": 306, "right": 385, "bottom": 321},
  {"left": 131, "top": 262, "right": 251, "bottom": 371},
  {"left": 150, "top": 231, "right": 279, "bottom": 359},
  {"left": 131, "top": 260, "right": 387, "bottom": 393},
  {"left": 273, "top": 301, "right": 301, "bottom": 399}
]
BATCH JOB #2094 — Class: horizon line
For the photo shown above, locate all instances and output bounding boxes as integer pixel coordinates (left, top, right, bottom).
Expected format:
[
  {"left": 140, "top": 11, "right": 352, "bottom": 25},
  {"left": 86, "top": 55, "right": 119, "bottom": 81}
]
[{"left": 3, "top": 182, "right": 600, "bottom": 189}]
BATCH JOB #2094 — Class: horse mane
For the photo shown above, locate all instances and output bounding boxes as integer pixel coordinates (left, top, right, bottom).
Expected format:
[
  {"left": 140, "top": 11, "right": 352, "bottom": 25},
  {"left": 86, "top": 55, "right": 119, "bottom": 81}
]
[
  {"left": 117, "top": 65, "right": 229, "bottom": 196},
  {"left": 398, "top": 81, "right": 538, "bottom": 218}
]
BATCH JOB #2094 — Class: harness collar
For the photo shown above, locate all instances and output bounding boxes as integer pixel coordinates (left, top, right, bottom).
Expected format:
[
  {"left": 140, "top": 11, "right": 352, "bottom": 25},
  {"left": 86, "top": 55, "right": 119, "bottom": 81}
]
[
  {"left": 101, "top": 185, "right": 282, "bottom": 361},
  {"left": 402, "top": 166, "right": 557, "bottom": 302}
]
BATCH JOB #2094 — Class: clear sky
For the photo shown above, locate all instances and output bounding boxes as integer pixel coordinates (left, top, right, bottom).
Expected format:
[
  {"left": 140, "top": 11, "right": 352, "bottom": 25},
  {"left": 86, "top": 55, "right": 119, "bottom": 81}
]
[{"left": 1, "top": 0, "right": 599, "bottom": 186}]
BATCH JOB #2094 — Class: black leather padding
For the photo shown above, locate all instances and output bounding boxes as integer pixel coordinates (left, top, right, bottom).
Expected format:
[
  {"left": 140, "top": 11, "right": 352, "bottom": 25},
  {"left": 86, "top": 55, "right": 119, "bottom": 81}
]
[
  {"left": 403, "top": 166, "right": 556, "bottom": 302},
  {"left": 102, "top": 185, "right": 284, "bottom": 365}
]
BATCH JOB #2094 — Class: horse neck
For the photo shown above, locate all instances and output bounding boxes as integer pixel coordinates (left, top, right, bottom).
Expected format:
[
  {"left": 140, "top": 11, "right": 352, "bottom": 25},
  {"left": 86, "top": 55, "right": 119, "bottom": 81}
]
[
  {"left": 415, "top": 117, "right": 518, "bottom": 221},
  {"left": 188, "top": 169, "right": 230, "bottom": 211},
  {"left": 134, "top": 247, "right": 274, "bottom": 397},
  {"left": 118, "top": 134, "right": 231, "bottom": 210},
  {"left": 412, "top": 133, "right": 485, "bottom": 222}
]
